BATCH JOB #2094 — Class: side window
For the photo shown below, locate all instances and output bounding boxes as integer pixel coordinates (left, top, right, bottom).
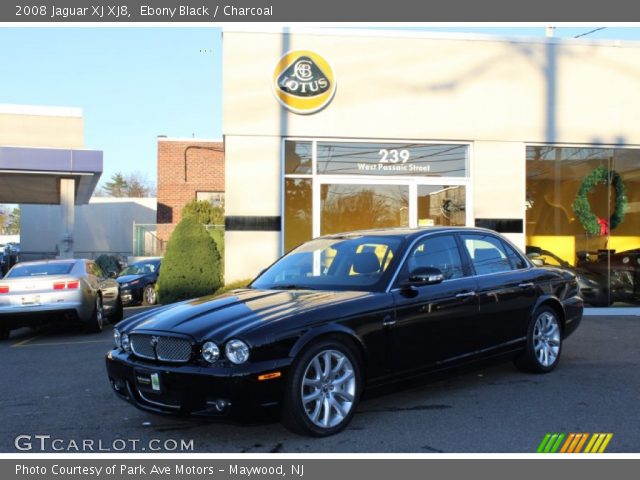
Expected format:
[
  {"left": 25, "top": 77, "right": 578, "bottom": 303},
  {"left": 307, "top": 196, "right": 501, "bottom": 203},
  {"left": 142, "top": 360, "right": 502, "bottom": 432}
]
[
  {"left": 399, "top": 235, "right": 465, "bottom": 283},
  {"left": 503, "top": 242, "right": 528, "bottom": 270},
  {"left": 89, "top": 262, "right": 104, "bottom": 278},
  {"left": 461, "top": 234, "right": 514, "bottom": 275}
]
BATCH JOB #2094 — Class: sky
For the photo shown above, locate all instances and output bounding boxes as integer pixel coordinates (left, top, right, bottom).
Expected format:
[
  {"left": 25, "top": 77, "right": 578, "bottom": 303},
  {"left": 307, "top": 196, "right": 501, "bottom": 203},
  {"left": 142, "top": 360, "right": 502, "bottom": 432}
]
[{"left": 2, "top": 26, "right": 640, "bottom": 189}]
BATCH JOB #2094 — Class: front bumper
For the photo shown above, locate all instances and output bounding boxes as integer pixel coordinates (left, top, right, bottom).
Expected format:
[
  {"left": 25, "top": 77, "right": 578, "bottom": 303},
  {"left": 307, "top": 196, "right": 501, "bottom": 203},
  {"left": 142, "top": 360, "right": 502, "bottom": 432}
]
[
  {"left": 562, "top": 295, "right": 583, "bottom": 339},
  {"left": 105, "top": 349, "right": 291, "bottom": 419},
  {"left": 120, "top": 287, "right": 142, "bottom": 306}
]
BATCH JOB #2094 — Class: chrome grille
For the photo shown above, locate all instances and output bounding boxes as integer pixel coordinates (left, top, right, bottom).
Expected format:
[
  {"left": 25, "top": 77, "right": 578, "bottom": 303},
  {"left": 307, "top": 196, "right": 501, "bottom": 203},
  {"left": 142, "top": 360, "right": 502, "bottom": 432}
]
[
  {"left": 130, "top": 334, "right": 192, "bottom": 363},
  {"left": 156, "top": 336, "right": 193, "bottom": 362}
]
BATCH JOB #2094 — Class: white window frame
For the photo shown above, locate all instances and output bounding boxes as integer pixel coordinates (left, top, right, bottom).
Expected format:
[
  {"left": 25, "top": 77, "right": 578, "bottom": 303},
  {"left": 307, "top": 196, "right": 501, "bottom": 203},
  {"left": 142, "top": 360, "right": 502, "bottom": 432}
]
[{"left": 282, "top": 138, "right": 474, "bottom": 255}]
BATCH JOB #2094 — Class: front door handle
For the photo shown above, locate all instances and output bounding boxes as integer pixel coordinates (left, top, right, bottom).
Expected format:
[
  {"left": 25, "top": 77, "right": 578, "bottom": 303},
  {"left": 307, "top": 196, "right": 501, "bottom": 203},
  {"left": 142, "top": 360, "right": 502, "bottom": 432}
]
[
  {"left": 382, "top": 315, "right": 396, "bottom": 327},
  {"left": 456, "top": 291, "right": 477, "bottom": 298},
  {"left": 518, "top": 282, "right": 535, "bottom": 288}
]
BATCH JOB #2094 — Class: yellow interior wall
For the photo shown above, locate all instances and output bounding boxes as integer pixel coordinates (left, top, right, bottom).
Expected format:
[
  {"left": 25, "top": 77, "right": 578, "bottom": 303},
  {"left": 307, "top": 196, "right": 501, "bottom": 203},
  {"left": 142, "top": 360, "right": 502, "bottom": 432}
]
[
  {"left": 527, "top": 236, "right": 576, "bottom": 266},
  {"left": 607, "top": 236, "right": 640, "bottom": 253}
]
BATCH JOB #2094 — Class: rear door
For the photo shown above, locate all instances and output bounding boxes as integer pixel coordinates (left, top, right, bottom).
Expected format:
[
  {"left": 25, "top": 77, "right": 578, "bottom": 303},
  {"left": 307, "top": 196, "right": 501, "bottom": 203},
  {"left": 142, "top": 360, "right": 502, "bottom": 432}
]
[
  {"left": 459, "top": 233, "right": 538, "bottom": 349},
  {"left": 390, "top": 233, "right": 480, "bottom": 373}
]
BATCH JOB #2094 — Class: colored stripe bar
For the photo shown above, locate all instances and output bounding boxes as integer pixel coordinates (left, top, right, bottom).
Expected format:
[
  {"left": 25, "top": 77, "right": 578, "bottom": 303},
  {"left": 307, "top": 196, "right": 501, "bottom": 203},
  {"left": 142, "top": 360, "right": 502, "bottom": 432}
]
[
  {"left": 584, "top": 434, "right": 598, "bottom": 453},
  {"left": 537, "top": 433, "right": 552, "bottom": 453},
  {"left": 598, "top": 434, "right": 613, "bottom": 453},
  {"left": 573, "top": 433, "right": 589, "bottom": 453},
  {"left": 560, "top": 433, "right": 576, "bottom": 453},
  {"left": 550, "top": 433, "right": 566, "bottom": 453}
]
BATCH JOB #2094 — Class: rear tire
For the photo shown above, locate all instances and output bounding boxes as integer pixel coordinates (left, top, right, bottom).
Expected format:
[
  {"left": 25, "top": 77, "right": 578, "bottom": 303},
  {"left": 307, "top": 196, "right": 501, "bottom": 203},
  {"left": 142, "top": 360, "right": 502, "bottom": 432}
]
[
  {"left": 282, "top": 338, "right": 362, "bottom": 437},
  {"left": 84, "top": 295, "right": 104, "bottom": 333},
  {"left": 143, "top": 284, "right": 157, "bottom": 306},
  {"left": 515, "top": 306, "right": 562, "bottom": 373}
]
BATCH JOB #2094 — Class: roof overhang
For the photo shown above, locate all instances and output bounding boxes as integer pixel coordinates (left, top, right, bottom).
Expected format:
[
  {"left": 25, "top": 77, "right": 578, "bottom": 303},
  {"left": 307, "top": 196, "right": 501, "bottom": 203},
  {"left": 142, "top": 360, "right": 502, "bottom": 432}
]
[{"left": 0, "top": 146, "right": 102, "bottom": 204}]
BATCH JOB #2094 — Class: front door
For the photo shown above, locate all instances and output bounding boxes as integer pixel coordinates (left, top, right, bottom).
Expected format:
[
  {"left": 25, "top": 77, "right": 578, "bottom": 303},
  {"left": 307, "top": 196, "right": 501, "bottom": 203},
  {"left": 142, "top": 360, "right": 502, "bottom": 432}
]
[{"left": 390, "top": 233, "right": 480, "bottom": 373}]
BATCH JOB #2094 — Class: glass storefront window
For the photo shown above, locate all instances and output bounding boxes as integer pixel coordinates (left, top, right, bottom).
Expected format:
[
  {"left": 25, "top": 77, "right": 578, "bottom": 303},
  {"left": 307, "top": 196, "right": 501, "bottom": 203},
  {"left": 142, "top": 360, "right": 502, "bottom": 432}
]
[
  {"left": 285, "top": 140, "right": 312, "bottom": 175},
  {"left": 320, "top": 184, "right": 409, "bottom": 235},
  {"left": 526, "top": 146, "right": 640, "bottom": 307},
  {"left": 317, "top": 142, "right": 467, "bottom": 177},
  {"left": 284, "top": 139, "right": 470, "bottom": 256},
  {"left": 417, "top": 185, "right": 466, "bottom": 227},
  {"left": 284, "top": 178, "right": 312, "bottom": 253}
]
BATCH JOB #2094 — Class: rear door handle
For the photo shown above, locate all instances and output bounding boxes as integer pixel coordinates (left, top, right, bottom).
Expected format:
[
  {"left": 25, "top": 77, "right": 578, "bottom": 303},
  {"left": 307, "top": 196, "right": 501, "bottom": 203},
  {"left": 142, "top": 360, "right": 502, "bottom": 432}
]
[
  {"left": 518, "top": 282, "right": 535, "bottom": 288},
  {"left": 456, "top": 291, "right": 477, "bottom": 298},
  {"left": 382, "top": 315, "right": 396, "bottom": 326}
]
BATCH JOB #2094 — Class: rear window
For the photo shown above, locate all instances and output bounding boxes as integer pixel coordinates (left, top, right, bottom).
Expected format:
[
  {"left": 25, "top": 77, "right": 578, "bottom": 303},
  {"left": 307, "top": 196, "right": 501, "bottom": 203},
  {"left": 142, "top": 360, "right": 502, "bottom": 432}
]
[{"left": 6, "top": 263, "right": 75, "bottom": 278}]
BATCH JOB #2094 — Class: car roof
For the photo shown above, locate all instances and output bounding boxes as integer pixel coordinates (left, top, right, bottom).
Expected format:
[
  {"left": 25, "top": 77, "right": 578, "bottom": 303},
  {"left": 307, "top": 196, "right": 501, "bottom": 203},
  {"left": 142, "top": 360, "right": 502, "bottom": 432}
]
[
  {"left": 10, "top": 259, "right": 80, "bottom": 267},
  {"left": 318, "top": 226, "right": 501, "bottom": 241}
]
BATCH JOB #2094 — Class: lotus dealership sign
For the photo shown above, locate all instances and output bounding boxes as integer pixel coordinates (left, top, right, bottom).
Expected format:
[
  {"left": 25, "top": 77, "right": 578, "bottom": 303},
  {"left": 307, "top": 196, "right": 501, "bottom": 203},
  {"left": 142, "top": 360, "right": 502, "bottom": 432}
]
[{"left": 273, "top": 50, "right": 336, "bottom": 114}]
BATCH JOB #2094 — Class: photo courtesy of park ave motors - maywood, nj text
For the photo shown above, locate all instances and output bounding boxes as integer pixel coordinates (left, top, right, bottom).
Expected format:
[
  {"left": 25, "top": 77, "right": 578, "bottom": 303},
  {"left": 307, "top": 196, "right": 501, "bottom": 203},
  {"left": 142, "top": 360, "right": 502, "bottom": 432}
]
[{"left": 0, "top": 25, "right": 639, "bottom": 452}]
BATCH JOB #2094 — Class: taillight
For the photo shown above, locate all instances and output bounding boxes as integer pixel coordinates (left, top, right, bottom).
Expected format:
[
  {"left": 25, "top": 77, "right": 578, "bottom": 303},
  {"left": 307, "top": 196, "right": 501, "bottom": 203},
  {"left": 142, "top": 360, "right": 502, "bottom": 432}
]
[
  {"left": 53, "top": 281, "right": 79, "bottom": 290},
  {"left": 0, "top": 285, "right": 9, "bottom": 294}
]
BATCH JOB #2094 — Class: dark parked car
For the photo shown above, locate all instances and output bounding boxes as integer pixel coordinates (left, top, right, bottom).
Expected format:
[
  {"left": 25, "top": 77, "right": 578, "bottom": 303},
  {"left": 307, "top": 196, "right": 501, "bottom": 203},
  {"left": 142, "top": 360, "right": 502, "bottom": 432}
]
[
  {"left": 577, "top": 249, "right": 640, "bottom": 304},
  {"left": 117, "top": 258, "right": 161, "bottom": 306},
  {"left": 106, "top": 228, "right": 583, "bottom": 436},
  {"left": 1, "top": 259, "right": 122, "bottom": 339},
  {"left": 526, "top": 246, "right": 620, "bottom": 307}
]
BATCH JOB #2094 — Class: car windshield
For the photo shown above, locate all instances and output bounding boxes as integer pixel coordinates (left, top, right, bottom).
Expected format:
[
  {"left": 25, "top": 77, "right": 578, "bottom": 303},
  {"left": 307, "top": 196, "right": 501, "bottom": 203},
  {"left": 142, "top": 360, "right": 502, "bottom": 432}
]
[
  {"left": 7, "top": 262, "right": 74, "bottom": 278},
  {"left": 119, "top": 262, "right": 159, "bottom": 276},
  {"left": 251, "top": 235, "right": 403, "bottom": 291}
]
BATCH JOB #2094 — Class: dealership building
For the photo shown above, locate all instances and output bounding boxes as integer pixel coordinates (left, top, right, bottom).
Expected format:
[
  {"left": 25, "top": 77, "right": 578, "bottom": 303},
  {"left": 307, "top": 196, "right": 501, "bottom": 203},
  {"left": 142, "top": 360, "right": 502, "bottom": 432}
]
[{"left": 222, "top": 28, "right": 640, "bottom": 308}]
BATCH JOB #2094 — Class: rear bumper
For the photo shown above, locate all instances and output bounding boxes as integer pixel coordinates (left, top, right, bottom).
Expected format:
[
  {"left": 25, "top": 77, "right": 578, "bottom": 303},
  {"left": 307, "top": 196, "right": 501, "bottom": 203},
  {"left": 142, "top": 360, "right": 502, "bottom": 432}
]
[
  {"left": 0, "top": 302, "right": 83, "bottom": 329},
  {"left": 105, "top": 349, "right": 291, "bottom": 419}
]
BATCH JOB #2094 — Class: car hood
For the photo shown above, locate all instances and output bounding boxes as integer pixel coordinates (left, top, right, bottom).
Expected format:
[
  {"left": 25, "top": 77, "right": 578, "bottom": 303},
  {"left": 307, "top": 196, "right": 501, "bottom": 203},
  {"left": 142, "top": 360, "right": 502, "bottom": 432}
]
[
  {"left": 117, "top": 274, "right": 146, "bottom": 284},
  {"left": 121, "top": 288, "right": 372, "bottom": 342}
]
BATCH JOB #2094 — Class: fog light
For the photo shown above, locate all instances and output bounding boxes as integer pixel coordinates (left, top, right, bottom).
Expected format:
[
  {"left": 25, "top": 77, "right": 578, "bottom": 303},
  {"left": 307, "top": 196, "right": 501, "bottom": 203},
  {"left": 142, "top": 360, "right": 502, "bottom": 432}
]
[{"left": 206, "top": 399, "right": 231, "bottom": 412}]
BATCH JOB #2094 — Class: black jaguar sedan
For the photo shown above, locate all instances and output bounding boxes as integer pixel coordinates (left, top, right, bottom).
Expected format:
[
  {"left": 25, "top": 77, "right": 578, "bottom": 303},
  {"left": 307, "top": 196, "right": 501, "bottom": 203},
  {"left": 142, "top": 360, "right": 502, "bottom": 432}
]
[{"left": 106, "top": 227, "right": 583, "bottom": 436}]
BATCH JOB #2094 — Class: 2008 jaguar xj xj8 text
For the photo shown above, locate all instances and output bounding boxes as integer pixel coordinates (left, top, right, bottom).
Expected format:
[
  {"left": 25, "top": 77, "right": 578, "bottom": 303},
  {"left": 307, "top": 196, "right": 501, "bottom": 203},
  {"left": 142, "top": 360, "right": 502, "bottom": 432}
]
[{"left": 105, "top": 227, "right": 583, "bottom": 436}]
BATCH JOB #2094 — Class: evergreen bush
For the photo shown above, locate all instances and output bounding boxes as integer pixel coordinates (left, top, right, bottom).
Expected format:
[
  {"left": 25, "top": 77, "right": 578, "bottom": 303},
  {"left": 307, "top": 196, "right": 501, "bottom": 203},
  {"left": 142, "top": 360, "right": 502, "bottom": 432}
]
[{"left": 157, "top": 217, "right": 223, "bottom": 304}]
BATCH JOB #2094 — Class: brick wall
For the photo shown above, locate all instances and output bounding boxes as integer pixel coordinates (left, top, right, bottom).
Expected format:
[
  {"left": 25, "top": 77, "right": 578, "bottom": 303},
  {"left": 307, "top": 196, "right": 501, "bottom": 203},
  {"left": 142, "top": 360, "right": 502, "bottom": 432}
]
[{"left": 156, "top": 139, "right": 224, "bottom": 242}]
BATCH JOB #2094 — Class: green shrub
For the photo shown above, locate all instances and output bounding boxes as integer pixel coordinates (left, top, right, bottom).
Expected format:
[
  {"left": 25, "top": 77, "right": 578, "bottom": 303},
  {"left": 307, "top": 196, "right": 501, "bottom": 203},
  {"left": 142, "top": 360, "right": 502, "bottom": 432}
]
[
  {"left": 95, "top": 254, "right": 121, "bottom": 276},
  {"left": 157, "top": 217, "right": 223, "bottom": 304},
  {"left": 182, "top": 199, "right": 224, "bottom": 225}
]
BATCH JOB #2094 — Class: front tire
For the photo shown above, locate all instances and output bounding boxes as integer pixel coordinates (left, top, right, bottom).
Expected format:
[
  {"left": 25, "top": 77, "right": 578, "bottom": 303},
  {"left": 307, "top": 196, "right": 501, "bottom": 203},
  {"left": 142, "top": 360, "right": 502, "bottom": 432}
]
[
  {"left": 143, "top": 284, "right": 157, "bottom": 306},
  {"left": 110, "top": 296, "right": 124, "bottom": 324},
  {"left": 515, "top": 306, "right": 562, "bottom": 373},
  {"left": 84, "top": 295, "right": 104, "bottom": 333},
  {"left": 282, "top": 339, "right": 362, "bottom": 437}
]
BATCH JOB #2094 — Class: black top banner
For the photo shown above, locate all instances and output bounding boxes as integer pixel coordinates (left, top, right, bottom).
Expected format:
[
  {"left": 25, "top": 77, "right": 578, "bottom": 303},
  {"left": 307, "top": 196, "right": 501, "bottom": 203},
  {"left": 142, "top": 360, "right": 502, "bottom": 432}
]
[{"left": 4, "top": 0, "right": 640, "bottom": 22}]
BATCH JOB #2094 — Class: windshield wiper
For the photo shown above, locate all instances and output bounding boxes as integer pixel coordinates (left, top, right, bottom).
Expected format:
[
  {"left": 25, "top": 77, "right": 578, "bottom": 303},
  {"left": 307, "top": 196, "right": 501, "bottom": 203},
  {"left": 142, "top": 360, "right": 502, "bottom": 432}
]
[{"left": 272, "top": 284, "right": 315, "bottom": 290}]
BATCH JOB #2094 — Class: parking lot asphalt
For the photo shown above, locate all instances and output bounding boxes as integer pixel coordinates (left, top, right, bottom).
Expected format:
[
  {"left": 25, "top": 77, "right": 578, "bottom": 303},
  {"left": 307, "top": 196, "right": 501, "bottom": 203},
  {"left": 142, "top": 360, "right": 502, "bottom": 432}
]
[{"left": 1, "top": 309, "right": 638, "bottom": 453}]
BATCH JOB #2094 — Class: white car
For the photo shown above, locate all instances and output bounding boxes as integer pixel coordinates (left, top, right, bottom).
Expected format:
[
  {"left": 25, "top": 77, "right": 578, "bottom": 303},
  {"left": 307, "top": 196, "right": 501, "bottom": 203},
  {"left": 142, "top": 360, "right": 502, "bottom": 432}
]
[{"left": 0, "top": 259, "right": 122, "bottom": 339}]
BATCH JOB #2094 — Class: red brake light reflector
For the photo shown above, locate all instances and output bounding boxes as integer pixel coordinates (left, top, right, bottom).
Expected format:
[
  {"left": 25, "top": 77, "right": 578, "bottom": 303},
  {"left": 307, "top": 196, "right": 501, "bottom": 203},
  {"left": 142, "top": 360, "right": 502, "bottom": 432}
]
[
  {"left": 0, "top": 285, "right": 9, "bottom": 294},
  {"left": 66, "top": 281, "right": 80, "bottom": 289},
  {"left": 53, "top": 282, "right": 65, "bottom": 290}
]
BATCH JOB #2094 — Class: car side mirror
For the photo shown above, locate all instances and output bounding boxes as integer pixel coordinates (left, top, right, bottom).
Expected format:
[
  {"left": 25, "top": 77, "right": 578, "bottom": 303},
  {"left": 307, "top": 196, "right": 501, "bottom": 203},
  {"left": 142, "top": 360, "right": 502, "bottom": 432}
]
[
  {"left": 407, "top": 267, "right": 444, "bottom": 286},
  {"left": 530, "top": 258, "right": 545, "bottom": 267}
]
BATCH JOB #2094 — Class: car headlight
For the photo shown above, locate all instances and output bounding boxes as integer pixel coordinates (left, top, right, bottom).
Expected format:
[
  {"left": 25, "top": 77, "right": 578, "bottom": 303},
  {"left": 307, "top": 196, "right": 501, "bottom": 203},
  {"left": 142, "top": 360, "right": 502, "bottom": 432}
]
[
  {"left": 201, "top": 341, "right": 220, "bottom": 364},
  {"left": 121, "top": 333, "right": 131, "bottom": 352},
  {"left": 114, "top": 329, "right": 122, "bottom": 349},
  {"left": 225, "top": 339, "right": 250, "bottom": 364}
]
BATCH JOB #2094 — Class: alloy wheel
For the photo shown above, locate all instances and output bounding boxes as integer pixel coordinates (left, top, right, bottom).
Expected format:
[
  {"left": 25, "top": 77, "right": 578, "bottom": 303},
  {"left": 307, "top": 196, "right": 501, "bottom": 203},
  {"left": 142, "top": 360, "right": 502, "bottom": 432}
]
[
  {"left": 533, "top": 311, "right": 560, "bottom": 367},
  {"left": 300, "top": 349, "right": 356, "bottom": 429},
  {"left": 95, "top": 296, "right": 104, "bottom": 329}
]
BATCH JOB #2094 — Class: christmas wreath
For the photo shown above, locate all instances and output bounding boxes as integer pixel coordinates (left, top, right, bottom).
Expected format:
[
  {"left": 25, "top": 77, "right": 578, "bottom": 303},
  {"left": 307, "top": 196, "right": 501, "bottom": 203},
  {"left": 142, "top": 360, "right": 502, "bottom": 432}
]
[{"left": 572, "top": 166, "right": 627, "bottom": 236}]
